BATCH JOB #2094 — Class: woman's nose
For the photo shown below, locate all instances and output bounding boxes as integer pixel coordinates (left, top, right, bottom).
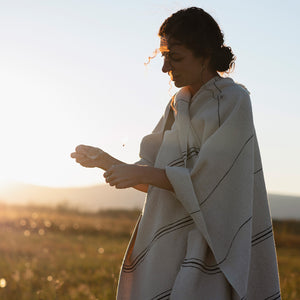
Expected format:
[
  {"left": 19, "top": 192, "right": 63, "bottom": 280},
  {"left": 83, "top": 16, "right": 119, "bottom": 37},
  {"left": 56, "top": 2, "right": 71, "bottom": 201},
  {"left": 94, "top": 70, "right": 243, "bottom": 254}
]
[{"left": 162, "top": 58, "right": 172, "bottom": 73}]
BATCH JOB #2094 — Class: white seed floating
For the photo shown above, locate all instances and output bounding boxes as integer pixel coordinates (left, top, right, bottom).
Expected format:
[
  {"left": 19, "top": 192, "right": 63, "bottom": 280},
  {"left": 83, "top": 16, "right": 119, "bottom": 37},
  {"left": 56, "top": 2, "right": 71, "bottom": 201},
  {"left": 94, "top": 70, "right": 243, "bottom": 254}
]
[{"left": 0, "top": 278, "right": 6, "bottom": 288}]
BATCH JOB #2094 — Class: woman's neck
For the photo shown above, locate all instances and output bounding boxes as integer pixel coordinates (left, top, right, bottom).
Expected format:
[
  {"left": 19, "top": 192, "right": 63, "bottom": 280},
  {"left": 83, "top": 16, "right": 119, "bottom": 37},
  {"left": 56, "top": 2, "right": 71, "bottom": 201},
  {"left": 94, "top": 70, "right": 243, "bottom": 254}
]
[{"left": 188, "top": 71, "right": 219, "bottom": 97}]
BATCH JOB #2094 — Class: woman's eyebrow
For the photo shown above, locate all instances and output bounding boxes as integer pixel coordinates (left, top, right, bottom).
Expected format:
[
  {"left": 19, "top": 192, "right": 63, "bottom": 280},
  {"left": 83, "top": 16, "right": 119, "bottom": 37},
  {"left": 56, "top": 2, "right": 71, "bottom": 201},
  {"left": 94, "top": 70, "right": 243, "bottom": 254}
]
[
  {"left": 169, "top": 44, "right": 185, "bottom": 52},
  {"left": 169, "top": 49, "right": 184, "bottom": 56}
]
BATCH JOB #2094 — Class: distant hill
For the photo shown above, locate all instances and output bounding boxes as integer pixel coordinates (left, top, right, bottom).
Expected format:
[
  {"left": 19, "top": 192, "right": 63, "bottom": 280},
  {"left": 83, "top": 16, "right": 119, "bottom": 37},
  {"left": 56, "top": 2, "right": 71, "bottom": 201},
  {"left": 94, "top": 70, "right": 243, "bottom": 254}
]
[
  {"left": 0, "top": 183, "right": 145, "bottom": 211},
  {"left": 0, "top": 183, "right": 299, "bottom": 220},
  {"left": 268, "top": 193, "right": 300, "bottom": 220}
]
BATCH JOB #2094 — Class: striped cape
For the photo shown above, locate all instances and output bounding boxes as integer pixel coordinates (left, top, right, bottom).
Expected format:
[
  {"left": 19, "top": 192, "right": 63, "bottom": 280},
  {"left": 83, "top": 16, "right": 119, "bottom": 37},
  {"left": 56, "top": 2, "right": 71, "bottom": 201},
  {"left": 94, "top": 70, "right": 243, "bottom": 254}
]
[{"left": 117, "top": 76, "right": 281, "bottom": 300}]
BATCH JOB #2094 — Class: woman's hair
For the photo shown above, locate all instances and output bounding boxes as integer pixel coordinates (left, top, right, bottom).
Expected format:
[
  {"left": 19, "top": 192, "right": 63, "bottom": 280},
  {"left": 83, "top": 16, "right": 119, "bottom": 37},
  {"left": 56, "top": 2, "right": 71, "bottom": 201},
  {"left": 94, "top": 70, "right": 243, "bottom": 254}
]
[{"left": 159, "top": 7, "right": 235, "bottom": 73}]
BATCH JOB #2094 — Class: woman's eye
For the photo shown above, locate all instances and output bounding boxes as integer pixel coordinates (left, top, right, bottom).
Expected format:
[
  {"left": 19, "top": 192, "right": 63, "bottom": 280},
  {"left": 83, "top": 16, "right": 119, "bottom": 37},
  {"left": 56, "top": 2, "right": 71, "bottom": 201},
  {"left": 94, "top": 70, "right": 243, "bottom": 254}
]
[{"left": 169, "top": 53, "right": 183, "bottom": 61}]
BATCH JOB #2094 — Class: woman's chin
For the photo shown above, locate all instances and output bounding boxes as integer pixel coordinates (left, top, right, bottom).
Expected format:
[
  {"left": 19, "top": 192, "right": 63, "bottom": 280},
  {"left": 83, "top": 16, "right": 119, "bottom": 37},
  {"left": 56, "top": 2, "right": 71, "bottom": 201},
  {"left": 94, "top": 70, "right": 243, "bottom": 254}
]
[{"left": 174, "top": 81, "right": 184, "bottom": 88}]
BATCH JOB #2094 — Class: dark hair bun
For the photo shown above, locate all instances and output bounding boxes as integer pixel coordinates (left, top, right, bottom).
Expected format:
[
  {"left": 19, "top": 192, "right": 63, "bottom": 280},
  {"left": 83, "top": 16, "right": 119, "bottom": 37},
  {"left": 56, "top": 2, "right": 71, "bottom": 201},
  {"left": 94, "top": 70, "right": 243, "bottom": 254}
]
[
  {"left": 159, "top": 7, "right": 236, "bottom": 73},
  {"left": 212, "top": 46, "right": 235, "bottom": 72}
]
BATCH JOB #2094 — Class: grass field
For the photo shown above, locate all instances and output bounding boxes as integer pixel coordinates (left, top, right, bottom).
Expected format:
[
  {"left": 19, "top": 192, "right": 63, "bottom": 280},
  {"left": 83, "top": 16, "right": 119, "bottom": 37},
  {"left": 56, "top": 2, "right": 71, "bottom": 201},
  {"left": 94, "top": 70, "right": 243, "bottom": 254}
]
[{"left": 0, "top": 203, "right": 299, "bottom": 300}]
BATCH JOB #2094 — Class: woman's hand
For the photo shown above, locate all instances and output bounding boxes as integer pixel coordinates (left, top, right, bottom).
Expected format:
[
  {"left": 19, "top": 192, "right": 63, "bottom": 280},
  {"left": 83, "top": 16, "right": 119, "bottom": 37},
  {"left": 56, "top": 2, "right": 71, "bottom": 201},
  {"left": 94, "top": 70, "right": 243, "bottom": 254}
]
[
  {"left": 104, "top": 164, "right": 146, "bottom": 189},
  {"left": 104, "top": 164, "right": 173, "bottom": 192},
  {"left": 71, "top": 145, "right": 107, "bottom": 169},
  {"left": 72, "top": 146, "right": 173, "bottom": 192}
]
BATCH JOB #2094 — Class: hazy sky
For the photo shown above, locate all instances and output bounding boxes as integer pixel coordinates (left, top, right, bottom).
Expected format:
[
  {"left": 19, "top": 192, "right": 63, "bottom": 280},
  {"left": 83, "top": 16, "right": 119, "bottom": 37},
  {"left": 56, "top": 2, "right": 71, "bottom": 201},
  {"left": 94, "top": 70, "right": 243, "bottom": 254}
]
[{"left": 0, "top": 0, "right": 299, "bottom": 196}]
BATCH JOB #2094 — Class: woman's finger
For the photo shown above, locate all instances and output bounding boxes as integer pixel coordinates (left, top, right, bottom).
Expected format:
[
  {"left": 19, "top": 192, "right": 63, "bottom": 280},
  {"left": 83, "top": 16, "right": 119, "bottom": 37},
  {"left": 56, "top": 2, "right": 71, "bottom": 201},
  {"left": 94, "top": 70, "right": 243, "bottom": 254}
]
[
  {"left": 105, "top": 173, "right": 118, "bottom": 183},
  {"left": 105, "top": 176, "right": 112, "bottom": 183},
  {"left": 77, "top": 158, "right": 92, "bottom": 166},
  {"left": 105, "top": 164, "right": 120, "bottom": 176},
  {"left": 103, "top": 170, "right": 113, "bottom": 178},
  {"left": 115, "top": 180, "right": 135, "bottom": 189},
  {"left": 75, "top": 144, "right": 89, "bottom": 154},
  {"left": 75, "top": 145, "right": 104, "bottom": 160},
  {"left": 70, "top": 152, "right": 77, "bottom": 158},
  {"left": 108, "top": 178, "right": 119, "bottom": 186},
  {"left": 106, "top": 174, "right": 130, "bottom": 187},
  {"left": 106, "top": 165, "right": 117, "bottom": 173},
  {"left": 72, "top": 153, "right": 86, "bottom": 160}
]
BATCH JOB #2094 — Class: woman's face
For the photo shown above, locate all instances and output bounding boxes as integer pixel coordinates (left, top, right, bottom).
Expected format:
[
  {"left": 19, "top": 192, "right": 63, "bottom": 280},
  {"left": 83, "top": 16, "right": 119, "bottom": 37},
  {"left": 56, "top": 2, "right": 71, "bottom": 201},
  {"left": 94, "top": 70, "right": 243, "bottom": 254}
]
[{"left": 160, "top": 37, "right": 207, "bottom": 90}]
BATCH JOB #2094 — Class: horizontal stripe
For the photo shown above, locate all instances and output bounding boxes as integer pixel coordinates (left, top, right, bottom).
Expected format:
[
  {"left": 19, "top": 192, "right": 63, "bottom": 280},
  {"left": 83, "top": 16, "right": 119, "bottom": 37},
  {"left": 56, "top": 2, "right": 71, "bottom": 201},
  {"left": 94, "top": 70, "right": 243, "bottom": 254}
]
[
  {"left": 169, "top": 153, "right": 199, "bottom": 167},
  {"left": 123, "top": 220, "right": 274, "bottom": 276},
  {"left": 181, "top": 216, "right": 252, "bottom": 269},
  {"left": 264, "top": 291, "right": 281, "bottom": 300},
  {"left": 126, "top": 216, "right": 192, "bottom": 267},
  {"left": 252, "top": 232, "right": 273, "bottom": 247},
  {"left": 168, "top": 147, "right": 200, "bottom": 167},
  {"left": 181, "top": 222, "right": 274, "bottom": 273},
  {"left": 252, "top": 226, "right": 272, "bottom": 239},
  {"left": 151, "top": 288, "right": 172, "bottom": 300},
  {"left": 123, "top": 221, "right": 193, "bottom": 273},
  {"left": 254, "top": 167, "right": 262, "bottom": 174},
  {"left": 183, "top": 258, "right": 221, "bottom": 270},
  {"left": 157, "top": 294, "right": 171, "bottom": 300},
  {"left": 181, "top": 264, "right": 221, "bottom": 275},
  {"left": 123, "top": 217, "right": 194, "bottom": 273},
  {"left": 251, "top": 225, "right": 274, "bottom": 247},
  {"left": 124, "top": 219, "right": 193, "bottom": 269},
  {"left": 251, "top": 229, "right": 273, "bottom": 245},
  {"left": 182, "top": 258, "right": 221, "bottom": 275}
]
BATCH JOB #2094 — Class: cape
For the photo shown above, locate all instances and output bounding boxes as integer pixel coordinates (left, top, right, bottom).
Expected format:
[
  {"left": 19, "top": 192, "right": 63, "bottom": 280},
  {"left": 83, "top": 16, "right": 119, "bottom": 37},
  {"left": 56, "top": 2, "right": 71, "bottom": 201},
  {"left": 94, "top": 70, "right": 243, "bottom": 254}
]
[{"left": 117, "top": 76, "right": 281, "bottom": 300}]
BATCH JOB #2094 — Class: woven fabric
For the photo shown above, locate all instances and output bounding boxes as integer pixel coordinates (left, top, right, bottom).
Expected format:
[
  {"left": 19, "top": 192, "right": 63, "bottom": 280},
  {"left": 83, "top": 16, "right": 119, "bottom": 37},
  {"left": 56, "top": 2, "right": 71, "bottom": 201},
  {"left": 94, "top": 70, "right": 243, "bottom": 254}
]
[{"left": 117, "top": 76, "right": 281, "bottom": 300}]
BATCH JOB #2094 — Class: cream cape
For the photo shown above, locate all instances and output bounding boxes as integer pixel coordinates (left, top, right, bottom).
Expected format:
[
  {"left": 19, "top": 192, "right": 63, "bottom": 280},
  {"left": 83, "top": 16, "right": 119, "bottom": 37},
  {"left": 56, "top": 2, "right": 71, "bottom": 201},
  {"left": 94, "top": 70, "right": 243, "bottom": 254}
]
[{"left": 117, "top": 76, "right": 281, "bottom": 300}]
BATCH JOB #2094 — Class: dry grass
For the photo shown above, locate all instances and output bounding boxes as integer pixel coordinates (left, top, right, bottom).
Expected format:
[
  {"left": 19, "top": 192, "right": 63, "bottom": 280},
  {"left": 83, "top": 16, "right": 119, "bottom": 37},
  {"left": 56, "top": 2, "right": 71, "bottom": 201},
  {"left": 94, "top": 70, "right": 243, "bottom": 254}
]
[
  {"left": 0, "top": 204, "right": 139, "bottom": 300},
  {"left": 0, "top": 204, "right": 298, "bottom": 299},
  {"left": 273, "top": 220, "right": 300, "bottom": 300}
]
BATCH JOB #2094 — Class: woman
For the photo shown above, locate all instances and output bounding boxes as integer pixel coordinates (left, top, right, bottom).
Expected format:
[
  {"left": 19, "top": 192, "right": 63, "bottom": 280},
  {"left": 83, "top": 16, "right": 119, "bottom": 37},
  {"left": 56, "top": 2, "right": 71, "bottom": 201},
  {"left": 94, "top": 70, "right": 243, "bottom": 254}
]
[{"left": 71, "top": 7, "right": 281, "bottom": 300}]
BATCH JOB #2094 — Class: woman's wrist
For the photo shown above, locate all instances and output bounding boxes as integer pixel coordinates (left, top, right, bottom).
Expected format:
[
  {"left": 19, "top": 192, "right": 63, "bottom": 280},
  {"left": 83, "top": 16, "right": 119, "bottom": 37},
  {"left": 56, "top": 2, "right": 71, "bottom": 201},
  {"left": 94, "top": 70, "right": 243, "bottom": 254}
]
[
  {"left": 135, "top": 165, "right": 154, "bottom": 185},
  {"left": 96, "top": 152, "right": 123, "bottom": 171},
  {"left": 141, "top": 166, "right": 173, "bottom": 191},
  {"left": 95, "top": 152, "right": 110, "bottom": 170}
]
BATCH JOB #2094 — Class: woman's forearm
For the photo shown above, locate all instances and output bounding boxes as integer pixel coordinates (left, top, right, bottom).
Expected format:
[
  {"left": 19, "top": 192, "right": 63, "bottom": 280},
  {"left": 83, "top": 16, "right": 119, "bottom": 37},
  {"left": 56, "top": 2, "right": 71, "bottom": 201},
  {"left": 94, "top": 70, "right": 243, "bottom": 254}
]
[
  {"left": 104, "top": 164, "right": 173, "bottom": 192},
  {"left": 133, "top": 184, "right": 149, "bottom": 193},
  {"left": 97, "top": 153, "right": 124, "bottom": 171},
  {"left": 142, "top": 166, "right": 174, "bottom": 192}
]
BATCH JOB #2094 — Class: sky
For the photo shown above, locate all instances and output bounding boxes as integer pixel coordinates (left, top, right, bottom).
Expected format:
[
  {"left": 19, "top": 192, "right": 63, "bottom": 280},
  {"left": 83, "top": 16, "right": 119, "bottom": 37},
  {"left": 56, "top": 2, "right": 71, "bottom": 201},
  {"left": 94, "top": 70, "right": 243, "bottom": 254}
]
[{"left": 0, "top": 0, "right": 299, "bottom": 196}]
